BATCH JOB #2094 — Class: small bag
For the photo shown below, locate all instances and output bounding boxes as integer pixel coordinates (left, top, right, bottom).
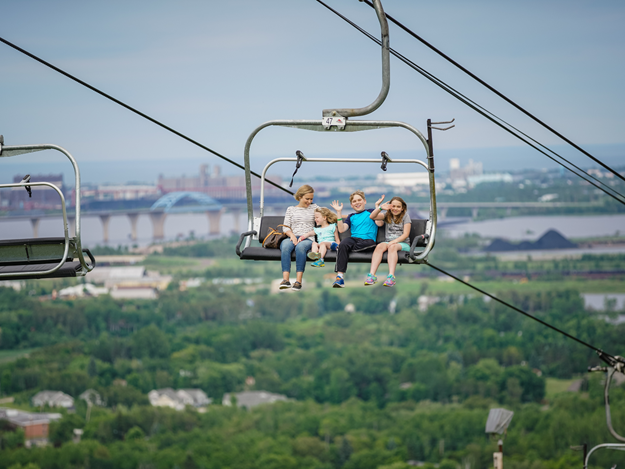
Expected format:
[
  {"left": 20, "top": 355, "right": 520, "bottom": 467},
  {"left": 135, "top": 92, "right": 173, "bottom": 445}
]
[{"left": 262, "top": 224, "right": 290, "bottom": 249}]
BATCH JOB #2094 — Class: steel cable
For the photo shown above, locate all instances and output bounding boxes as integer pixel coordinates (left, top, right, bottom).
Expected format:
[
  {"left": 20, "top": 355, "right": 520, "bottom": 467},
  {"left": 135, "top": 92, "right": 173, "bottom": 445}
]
[
  {"left": 361, "top": 0, "right": 625, "bottom": 185},
  {"left": 424, "top": 261, "right": 616, "bottom": 360},
  {"left": 315, "top": 0, "right": 625, "bottom": 206},
  {"left": 0, "top": 36, "right": 294, "bottom": 197}
]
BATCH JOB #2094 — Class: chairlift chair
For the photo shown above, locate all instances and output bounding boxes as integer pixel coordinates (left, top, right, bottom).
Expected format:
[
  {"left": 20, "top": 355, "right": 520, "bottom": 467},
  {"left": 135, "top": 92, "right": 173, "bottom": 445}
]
[
  {"left": 0, "top": 136, "right": 95, "bottom": 280},
  {"left": 236, "top": 0, "right": 453, "bottom": 266}
]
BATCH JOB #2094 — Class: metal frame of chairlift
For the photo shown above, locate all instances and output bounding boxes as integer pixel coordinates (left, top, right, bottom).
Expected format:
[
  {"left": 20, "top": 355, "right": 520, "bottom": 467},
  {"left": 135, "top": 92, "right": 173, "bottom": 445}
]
[
  {"left": 0, "top": 138, "right": 95, "bottom": 280},
  {"left": 582, "top": 362, "right": 625, "bottom": 468},
  {"left": 236, "top": 0, "right": 452, "bottom": 264}
]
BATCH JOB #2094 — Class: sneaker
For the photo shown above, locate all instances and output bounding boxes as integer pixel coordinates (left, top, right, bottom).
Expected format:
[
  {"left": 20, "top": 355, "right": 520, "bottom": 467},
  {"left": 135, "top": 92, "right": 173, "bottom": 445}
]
[
  {"left": 364, "top": 273, "right": 377, "bottom": 286},
  {"left": 383, "top": 275, "right": 396, "bottom": 287},
  {"left": 332, "top": 276, "right": 345, "bottom": 288},
  {"left": 311, "top": 259, "right": 325, "bottom": 268},
  {"left": 330, "top": 242, "right": 339, "bottom": 251},
  {"left": 292, "top": 281, "right": 302, "bottom": 291},
  {"left": 279, "top": 280, "right": 292, "bottom": 290},
  {"left": 307, "top": 251, "right": 321, "bottom": 260}
]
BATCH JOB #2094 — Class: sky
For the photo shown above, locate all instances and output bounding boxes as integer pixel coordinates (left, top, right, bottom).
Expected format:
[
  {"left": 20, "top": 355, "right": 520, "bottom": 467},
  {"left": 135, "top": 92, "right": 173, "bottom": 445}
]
[{"left": 1, "top": 0, "right": 624, "bottom": 186}]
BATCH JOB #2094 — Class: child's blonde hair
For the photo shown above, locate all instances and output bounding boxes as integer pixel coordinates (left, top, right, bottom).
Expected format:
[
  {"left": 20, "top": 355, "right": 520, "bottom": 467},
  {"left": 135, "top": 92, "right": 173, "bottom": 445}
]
[
  {"left": 294, "top": 184, "right": 314, "bottom": 201},
  {"left": 349, "top": 190, "right": 366, "bottom": 203},
  {"left": 384, "top": 196, "right": 408, "bottom": 225},
  {"left": 315, "top": 207, "right": 337, "bottom": 225}
]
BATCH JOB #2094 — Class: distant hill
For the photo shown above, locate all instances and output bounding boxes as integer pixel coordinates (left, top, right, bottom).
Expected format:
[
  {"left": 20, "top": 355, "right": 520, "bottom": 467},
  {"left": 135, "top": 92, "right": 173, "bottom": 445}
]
[{"left": 485, "top": 229, "right": 577, "bottom": 252}]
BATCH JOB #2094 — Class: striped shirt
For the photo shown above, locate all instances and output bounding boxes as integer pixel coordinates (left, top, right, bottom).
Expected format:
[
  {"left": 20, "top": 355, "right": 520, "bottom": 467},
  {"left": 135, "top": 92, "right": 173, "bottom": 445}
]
[{"left": 283, "top": 204, "right": 319, "bottom": 236}]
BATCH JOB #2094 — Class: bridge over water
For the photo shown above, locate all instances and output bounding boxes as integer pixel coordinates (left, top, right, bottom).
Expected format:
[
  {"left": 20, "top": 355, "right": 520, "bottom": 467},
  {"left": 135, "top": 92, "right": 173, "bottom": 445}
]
[{"left": 0, "top": 196, "right": 601, "bottom": 243}]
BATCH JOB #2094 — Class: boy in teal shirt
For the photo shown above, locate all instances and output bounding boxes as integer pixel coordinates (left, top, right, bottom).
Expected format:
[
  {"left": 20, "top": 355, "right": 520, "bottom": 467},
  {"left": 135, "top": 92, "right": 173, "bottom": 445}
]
[{"left": 330, "top": 190, "right": 378, "bottom": 288}]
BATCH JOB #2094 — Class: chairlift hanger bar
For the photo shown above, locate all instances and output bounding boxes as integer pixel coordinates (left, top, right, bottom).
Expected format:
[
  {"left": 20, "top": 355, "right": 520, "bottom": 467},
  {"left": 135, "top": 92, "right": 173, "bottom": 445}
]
[{"left": 323, "top": 0, "right": 390, "bottom": 119}]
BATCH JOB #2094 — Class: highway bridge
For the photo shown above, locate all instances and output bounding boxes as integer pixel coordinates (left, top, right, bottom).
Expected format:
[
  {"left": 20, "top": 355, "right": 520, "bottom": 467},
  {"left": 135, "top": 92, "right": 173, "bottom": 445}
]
[{"left": 0, "top": 197, "right": 601, "bottom": 243}]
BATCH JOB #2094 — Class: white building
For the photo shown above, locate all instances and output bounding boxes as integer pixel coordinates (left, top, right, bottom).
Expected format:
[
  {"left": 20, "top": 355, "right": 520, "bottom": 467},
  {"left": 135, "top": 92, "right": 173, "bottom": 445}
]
[
  {"left": 58, "top": 283, "right": 109, "bottom": 299},
  {"left": 222, "top": 391, "right": 288, "bottom": 409},
  {"left": 31, "top": 391, "right": 74, "bottom": 409},
  {"left": 148, "top": 388, "right": 211, "bottom": 411},
  {"left": 376, "top": 172, "right": 430, "bottom": 188}
]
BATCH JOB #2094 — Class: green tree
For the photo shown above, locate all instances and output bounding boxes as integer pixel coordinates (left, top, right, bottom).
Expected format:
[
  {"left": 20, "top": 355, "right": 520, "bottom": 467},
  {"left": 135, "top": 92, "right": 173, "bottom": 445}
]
[{"left": 132, "top": 324, "right": 170, "bottom": 359}]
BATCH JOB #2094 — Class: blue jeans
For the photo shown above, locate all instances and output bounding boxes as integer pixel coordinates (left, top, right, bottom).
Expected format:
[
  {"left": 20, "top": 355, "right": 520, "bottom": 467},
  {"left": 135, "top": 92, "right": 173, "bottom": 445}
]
[{"left": 280, "top": 237, "right": 313, "bottom": 274}]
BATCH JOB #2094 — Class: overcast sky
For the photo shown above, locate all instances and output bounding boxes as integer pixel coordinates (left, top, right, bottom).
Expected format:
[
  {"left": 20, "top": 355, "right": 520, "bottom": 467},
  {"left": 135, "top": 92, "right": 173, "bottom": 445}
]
[{"left": 1, "top": 0, "right": 624, "bottom": 185}]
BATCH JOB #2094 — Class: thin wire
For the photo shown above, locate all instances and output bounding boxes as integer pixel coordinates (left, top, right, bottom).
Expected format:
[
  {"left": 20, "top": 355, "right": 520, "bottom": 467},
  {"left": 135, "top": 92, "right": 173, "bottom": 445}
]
[
  {"left": 361, "top": 0, "right": 625, "bottom": 185},
  {"left": 315, "top": 0, "right": 625, "bottom": 206},
  {"left": 424, "top": 261, "right": 614, "bottom": 358},
  {"left": 0, "top": 36, "right": 294, "bottom": 197}
]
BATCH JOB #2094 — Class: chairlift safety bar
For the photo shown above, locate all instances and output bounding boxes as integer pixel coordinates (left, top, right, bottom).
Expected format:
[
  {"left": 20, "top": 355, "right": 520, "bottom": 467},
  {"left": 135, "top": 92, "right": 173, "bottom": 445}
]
[{"left": 242, "top": 119, "right": 437, "bottom": 262}]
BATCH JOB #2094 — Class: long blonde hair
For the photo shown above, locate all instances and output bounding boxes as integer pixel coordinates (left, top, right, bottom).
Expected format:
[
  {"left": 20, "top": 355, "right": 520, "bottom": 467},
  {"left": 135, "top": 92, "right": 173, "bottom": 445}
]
[
  {"left": 384, "top": 196, "right": 408, "bottom": 225},
  {"left": 315, "top": 207, "right": 337, "bottom": 225}
]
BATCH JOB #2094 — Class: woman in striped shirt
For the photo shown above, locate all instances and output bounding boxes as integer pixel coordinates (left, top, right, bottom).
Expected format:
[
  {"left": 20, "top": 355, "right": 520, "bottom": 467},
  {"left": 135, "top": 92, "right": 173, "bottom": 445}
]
[{"left": 280, "top": 184, "right": 318, "bottom": 291}]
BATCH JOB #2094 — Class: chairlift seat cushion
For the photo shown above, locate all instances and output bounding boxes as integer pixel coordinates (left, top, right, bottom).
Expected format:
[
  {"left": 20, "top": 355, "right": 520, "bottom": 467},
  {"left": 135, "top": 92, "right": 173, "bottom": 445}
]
[
  {"left": 0, "top": 261, "right": 84, "bottom": 278},
  {"left": 239, "top": 216, "right": 428, "bottom": 264}
]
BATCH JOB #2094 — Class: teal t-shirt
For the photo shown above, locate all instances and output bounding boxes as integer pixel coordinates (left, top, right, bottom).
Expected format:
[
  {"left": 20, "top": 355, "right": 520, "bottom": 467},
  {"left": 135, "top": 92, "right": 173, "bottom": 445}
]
[{"left": 345, "top": 209, "right": 377, "bottom": 241}]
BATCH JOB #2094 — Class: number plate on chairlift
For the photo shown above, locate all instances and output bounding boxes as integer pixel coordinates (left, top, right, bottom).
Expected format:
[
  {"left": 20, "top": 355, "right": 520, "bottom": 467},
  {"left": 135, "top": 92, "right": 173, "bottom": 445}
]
[{"left": 322, "top": 116, "right": 346, "bottom": 130}]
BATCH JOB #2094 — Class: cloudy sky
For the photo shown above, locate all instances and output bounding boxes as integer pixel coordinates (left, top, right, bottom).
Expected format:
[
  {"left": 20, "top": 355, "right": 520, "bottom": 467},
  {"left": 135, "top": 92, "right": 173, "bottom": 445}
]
[{"left": 1, "top": 0, "right": 624, "bottom": 184}]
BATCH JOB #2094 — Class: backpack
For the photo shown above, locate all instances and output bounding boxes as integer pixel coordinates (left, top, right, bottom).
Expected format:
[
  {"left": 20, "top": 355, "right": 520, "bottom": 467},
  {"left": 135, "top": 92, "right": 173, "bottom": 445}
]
[{"left": 262, "top": 224, "right": 290, "bottom": 249}]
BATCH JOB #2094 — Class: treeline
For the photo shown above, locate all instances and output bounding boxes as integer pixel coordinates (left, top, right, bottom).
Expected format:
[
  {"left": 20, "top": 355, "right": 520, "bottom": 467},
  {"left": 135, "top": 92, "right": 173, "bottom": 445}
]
[
  {"left": 1, "top": 285, "right": 622, "bottom": 408},
  {"left": 2, "top": 386, "right": 625, "bottom": 469}
]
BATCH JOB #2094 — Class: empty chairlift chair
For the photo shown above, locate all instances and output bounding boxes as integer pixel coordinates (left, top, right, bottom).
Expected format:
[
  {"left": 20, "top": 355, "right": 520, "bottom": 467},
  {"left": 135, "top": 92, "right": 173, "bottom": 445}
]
[{"left": 0, "top": 136, "right": 95, "bottom": 280}]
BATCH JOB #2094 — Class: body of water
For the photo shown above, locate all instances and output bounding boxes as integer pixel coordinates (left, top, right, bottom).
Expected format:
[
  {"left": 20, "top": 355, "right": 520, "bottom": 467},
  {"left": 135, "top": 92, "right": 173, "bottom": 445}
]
[
  {"left": 2, "top": 213, "right": 625, "bottom": 249},
  {"left": 442, "top": 214, "right": 625, "bottom": 241}
]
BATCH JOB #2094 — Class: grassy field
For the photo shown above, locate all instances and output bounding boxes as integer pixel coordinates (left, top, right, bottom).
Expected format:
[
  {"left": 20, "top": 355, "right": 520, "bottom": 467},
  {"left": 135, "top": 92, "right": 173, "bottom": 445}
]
[
  {"left": 545, "top": 377, "right": 581, "bottom": 399},
  {"left": 0, "top": 348, "right": 35, "bottom": 363}
]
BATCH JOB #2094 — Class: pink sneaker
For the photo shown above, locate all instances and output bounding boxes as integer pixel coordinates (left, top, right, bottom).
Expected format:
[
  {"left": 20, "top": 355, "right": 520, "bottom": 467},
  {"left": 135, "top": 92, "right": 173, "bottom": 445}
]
[
  {"left": 364, "top": 274, "right": 377, "bottom": 286},
  {"left": 383, "top": 275, "right": 396, "bottom": 287}
]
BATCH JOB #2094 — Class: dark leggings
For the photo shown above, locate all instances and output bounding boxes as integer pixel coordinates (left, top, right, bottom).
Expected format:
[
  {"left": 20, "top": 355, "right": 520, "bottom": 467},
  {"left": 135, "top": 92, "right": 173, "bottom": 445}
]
[{"left": 335, "top": 237, "right": 376, "bottom": 273}]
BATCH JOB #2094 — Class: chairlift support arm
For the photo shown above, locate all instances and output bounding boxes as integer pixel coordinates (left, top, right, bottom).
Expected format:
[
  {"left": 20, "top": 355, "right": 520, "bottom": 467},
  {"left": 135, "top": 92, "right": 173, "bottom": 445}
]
[{"left": 322, "top": 0, "right": 390, "bottom": 119}]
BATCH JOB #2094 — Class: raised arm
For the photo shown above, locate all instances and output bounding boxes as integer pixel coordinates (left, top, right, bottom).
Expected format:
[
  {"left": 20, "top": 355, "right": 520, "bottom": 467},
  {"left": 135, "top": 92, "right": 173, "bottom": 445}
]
[{"left": 331, "top": 200, "right": 349, "bottom": 233}]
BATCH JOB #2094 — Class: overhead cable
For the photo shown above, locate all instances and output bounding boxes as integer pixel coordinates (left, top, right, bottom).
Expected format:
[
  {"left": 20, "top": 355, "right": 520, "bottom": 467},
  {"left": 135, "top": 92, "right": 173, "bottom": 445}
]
[
  {"left": 315, "top": 0, "right": 625, "bottom": 206},
  {"left": 425, "top": 261, "right": 617, "bottom": 362},
  {"left": 0, "top": 36, "right": 293, "bottom": 196},
  {"left": 361, "top": 0, "right": 625, "bottom": 185}
]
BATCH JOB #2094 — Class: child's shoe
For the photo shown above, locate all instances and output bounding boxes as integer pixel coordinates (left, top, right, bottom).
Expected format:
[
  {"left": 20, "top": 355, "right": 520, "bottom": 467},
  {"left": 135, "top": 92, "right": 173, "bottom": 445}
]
[
  {"left": 330, "top": 242, "right": 339, "bottom": 251},
  {"left": 332, "top": 276, "right": 345, "bottom": 288},
  {"left": 383, "top": 274, "right": 396, "bottom": 287},
  {"left": 307, "top": 251, "right": 321, "bottom": 260},
  {"left": 364, "top": 273, "right": 377, "bottom": 286},
  {"left": 311, "top": 259, "right": 325, "bottom": 268}
]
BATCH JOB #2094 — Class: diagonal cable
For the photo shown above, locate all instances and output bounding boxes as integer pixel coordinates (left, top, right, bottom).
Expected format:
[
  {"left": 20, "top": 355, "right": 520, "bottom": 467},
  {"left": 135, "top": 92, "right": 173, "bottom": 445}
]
[
  {"left": 315, "top": 0, "right": 625, "bottom": 206},
  {"left": 425, "top": 261, "right": 615, "bottom": 359},
  {"left": 0, "top": 36, "right": 294, "bottom": 196},
  {"left": 361, "top": 0, "right": 625, "bottom": 185}
]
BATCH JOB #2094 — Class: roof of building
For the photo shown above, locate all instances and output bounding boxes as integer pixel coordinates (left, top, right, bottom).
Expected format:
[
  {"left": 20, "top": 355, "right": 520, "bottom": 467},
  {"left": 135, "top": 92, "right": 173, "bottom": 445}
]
[
  {"left": 31, "top": 390, "right": 74, "bottom": 408},
  {"left": 223, "top": 391, "right": 288, "bottom": 408},
  {"left": 0, "top": 407, "right": 62, "bottom": 427}
]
